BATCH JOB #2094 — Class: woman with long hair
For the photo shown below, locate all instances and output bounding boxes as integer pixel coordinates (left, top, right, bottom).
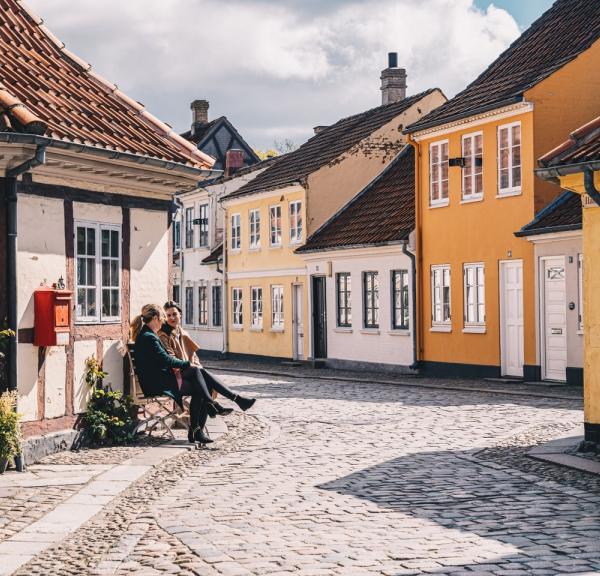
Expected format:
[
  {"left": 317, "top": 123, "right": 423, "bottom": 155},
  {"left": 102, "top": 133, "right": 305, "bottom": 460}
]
[{"left": 131, "top": 303, "right": 255, "bottom": 445}]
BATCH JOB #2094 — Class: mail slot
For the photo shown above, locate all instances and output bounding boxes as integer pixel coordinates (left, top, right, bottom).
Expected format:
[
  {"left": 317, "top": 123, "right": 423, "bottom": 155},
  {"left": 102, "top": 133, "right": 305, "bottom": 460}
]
[
  {"left": 551, "top": 328, "right": 563, "bottom": 335},
  {"left": 34, "top": 287, "right": 73, "bottom": 347}
]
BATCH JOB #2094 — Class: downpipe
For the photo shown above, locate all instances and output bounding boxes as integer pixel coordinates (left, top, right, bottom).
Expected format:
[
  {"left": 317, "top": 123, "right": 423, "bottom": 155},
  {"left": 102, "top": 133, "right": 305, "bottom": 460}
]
[
  {"left": 584, "top": 167, "right": 600, "bottom": 206},
  {"left": 402, "top": 241, "right": 419, "bottom": 371},
  {"left": 5, "top": 144, "right": 47, "bottom": 392}
]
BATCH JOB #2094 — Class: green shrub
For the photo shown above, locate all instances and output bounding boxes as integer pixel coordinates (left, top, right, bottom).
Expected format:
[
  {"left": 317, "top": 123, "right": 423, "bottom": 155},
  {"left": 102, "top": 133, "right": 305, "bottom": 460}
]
[
  {"left": 82, "top": 356, "right": 136, "bottom": 446},
  {"left": 0, "top": 390, "right": 22, "bottom": 462}
]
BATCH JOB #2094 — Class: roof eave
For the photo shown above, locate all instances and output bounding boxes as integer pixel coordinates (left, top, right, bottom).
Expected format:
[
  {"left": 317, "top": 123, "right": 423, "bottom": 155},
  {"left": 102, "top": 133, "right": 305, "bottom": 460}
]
[
  {"left": 296, "top": 238, "right": 408, "bottom": 255},
  {"left": 536, "top": 160, "right": 600, "bottom": 181},
  {"left": 515, "top": 223, "right": 582, "bottom": 238}
]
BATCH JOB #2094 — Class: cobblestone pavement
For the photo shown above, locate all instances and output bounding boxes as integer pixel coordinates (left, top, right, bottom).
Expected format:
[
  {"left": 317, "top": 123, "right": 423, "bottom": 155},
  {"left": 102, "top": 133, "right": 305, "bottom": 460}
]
[{"left": 13, "top": 371, "right": 600, "bottom": 575}]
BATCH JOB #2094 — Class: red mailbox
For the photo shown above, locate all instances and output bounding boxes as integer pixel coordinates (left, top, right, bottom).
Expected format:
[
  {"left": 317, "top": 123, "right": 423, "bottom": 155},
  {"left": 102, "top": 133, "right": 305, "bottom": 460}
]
[{"left": 34, "top": 287, "right": 73, "bottom": 347}]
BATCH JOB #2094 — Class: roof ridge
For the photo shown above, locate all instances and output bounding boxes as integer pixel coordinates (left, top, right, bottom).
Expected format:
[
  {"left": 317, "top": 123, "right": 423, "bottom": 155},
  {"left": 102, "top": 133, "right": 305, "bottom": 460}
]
[{"left": 14, "top": 0, "right": 214, "bottom": 169}]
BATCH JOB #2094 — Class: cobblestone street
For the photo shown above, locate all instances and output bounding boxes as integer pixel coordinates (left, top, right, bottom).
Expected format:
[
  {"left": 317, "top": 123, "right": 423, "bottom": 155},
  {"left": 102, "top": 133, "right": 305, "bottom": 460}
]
[{"left": 8, "top": 370, "right": 600, "bottom": 575}]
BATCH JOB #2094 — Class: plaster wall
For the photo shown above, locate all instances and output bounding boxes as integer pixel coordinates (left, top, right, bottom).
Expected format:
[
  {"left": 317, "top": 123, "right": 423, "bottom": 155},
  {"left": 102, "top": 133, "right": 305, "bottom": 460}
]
[
  {"left": 17, "top": 343, "right": 38, "bottom": 421},
  {"left": 73, "top": 339, "right": 96, "bottom": 414},
  {"left": 17, "top": 194, "right": 66, "bottom": 328},
  {"left": 73, "top": 202, "right": 121, "bottom": 225},
  {"left": 531, "top": 234, "right": 583, "bottom": 372},
  {"left": 307, "top": 90, "right": 446, "bottom": 234},
  {"left": 44, "top": 347, "right": 67, "bottom": 419},
  {"left": 130, "top": 208, "right": 169, "bottom": 317},
  {"left": 102, "top": 339, "right": 124, "bottom": 393},
  {"left": 304, "top": 247, "right": 413, "bottom": 366},
  {"left": 417, "top": 111, "right": 536, "bottom": 370}
]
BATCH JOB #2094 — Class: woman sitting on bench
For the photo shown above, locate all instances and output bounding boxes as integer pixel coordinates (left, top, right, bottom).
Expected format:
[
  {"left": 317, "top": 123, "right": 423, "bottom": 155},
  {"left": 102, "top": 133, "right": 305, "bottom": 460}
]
[{"left": 131, "top": 303, "right": 254, "bottom": 445}]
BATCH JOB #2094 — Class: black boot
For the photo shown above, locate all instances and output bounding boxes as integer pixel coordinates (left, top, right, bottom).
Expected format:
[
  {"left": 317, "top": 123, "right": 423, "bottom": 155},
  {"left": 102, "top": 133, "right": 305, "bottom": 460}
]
[
  {"left": 234, "top": 395, "right": 256, "bottom": 412},
  {"left": 214, "top": 401, "right": 234, "bottom": 415},
  {"left": 206, "top": 401, "right": 219, "bottom": 418},
  {"left": 190, "top": 426, "right": 214, "bottom": 445}
]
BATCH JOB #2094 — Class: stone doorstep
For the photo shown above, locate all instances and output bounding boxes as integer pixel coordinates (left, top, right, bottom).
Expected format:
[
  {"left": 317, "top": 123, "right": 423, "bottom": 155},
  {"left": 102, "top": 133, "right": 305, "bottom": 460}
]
[{"left": 528, "top": 429, "right": 600, "bottom": 476}]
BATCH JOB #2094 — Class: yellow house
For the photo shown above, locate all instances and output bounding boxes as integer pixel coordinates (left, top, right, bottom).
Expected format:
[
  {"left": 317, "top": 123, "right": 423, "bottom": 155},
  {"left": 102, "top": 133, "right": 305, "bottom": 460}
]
[
  {"left": 537, "top": 115, "right": 600, "bottom": 443},
  {"left": 221, "top": 65, "right": 445, "bottom": 361},
  {"left": 406, "top": 0, "right": 600, "bottom": 380}
]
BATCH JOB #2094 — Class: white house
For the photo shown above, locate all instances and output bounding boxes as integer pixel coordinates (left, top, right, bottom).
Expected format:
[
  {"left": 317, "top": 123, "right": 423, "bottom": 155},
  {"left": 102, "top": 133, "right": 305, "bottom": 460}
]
[
  {"left": 297, "top": 146, "right": 417, "bottom": 372},
  {"left": 516, "top": 191, "right": 584, "bottom": 384},
  {"left": 0, "top": 0, "right": 214, "bottom": 443}
]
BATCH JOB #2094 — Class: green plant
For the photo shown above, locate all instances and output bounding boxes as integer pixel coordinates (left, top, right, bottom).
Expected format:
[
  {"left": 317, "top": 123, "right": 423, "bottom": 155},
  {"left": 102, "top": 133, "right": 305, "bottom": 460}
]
[
  {"left": 82, "top": 356, "right": 136, "bottom": 446},
  {"left": 0, "top": 328, "right": 15, "bottom": 360},
  {"left": 0, "top": 390, "right": 22, "bottom": 462}
]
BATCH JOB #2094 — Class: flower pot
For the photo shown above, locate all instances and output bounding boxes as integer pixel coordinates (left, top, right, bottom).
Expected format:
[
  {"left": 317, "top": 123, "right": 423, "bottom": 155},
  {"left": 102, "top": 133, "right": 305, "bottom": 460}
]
[
  {"left": 14, "top": 453, "right": 24, "bottom": 472},
  {"left": 0, "top": 458, "right": 8, "bottom": 474}
]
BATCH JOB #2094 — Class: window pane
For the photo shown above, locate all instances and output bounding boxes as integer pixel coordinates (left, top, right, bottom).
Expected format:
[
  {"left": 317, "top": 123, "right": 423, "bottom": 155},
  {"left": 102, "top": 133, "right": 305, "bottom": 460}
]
[
  {"left": 77, "top": 228, "right": 86, "bottom": 255},
  {"left": 513, "top": 166, "right": 521, "bottom": 188},
  {"left": 512, "top": 125, "right": 521, "bottom": 145},
  {"left": 87, "top": 258, "right": 95, "bottom": 285},
  {"left": 102, "top": 289, "right": 110, "bottom": 317},
  {"left": 500, "top": 128, "right": 508, "bottom": 148},
  {"left": 102, "top": 260, "right": 110, "bottom": 287},
  {"left": 77, "top": 259, "right": 86, "bottom": 286},
  {"left": 500, "top": 169, "right": 509, "bottom": 190},
  {"left": 101, "top": 230, "right": 109, "bottom": 257},
  {"left": 110, "top": 260, "right": 119, "bottom": 287},
  {"left": 87, "top": 228, "right": 96, "bottom": 255},
  {"left": 111, "top": 230, "right": 119, "bottom": 257},
  {"left": 87, "top": 289, "right": 96, "bottom": 317}
]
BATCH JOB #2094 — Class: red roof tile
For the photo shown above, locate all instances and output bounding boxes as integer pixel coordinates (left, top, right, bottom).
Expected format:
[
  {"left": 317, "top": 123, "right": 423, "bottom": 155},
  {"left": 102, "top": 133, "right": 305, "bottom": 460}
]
[
  {"left": 0, "top": 0, "right": 214, "bottom": 169},
  {"left": 408, "top": 0, "right": 600, "bottom": 133},
  {"left": 297, "top": 146, "right": 415, "bottom": 252},
  {"left": 539, "top": 115, "right": 600, "bottom": 167}
]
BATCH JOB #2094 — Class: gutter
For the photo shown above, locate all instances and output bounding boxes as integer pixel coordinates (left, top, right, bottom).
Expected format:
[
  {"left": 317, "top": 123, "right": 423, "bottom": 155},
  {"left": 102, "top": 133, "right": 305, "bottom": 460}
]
[
  {"left": 584, "top": 166, "right": 600, "bottom": 206},
  {"left": 402, "top": 241, "right": 419, "bottom": 371},
  {"left": 536, "top": 160, "right": 600, "bottom": 182},
  {"left": 514, "top": 223, "right": 582, "bottom": 238},
  {"left": 5, "top": 144, "right": 47, "bottom": 391},
  {"left": 0, "top": 132, "right": 219, "bottom": 179}
]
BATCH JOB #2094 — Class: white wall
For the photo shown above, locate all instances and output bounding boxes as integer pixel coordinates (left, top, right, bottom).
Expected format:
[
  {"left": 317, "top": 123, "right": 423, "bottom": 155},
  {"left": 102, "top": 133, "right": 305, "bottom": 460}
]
[
  {"left": 102, "top": 339, "right": 124, "bottom": 392},
  {"left": 74, "top": 340, "right": 96, "bottom": 414},
  {"left": 44, "top": 347, "right": 67, "bottom": 419},
  {"left": 130, "top": 208, "right": 169, "bottom": 316},
  {"left": 17, "top": 344, "right": 38, "bottom": 422},
  {"left": 304, "top": 246, "right": 414, "bottom": 367}
]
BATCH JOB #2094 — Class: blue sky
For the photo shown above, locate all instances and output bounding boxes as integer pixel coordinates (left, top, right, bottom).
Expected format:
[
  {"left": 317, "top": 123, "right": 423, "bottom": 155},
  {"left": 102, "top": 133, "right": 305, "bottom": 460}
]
[{"left": 475, "top": 0, "right": 554, "bottom": 28}]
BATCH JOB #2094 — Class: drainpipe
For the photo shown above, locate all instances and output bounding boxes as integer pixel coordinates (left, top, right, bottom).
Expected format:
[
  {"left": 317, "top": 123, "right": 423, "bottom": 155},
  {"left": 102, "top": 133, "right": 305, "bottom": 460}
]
[
  {"left": 402, "top": 241, "right": 419, "bottom": 371},
  {"left": 5, "top": 144, "right": 47, "bottom": 391},
  {"left": 584, "top": 167, "right": 600, "bottom": 206}
]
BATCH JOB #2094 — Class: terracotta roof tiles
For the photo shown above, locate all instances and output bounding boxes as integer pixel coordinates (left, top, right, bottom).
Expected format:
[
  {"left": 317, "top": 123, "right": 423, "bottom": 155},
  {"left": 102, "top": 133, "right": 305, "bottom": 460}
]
[
  {"left": 297, "top": 146, "right": 415, "bottom": 252},
  {"left": 539, "top": 115, "right": 600, "bottom": 168},
  {"left": 0, "top": 0, "right": 214, "bottom": 168},
  {"left": 408, "top": 0, "right": 600, "bottom": 133}
]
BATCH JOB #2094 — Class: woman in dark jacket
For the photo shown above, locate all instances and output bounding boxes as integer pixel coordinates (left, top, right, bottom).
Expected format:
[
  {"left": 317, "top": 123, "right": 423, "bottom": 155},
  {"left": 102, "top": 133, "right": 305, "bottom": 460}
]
[{"left": 131, "top": 303, "right": 218, "bottom": 445}]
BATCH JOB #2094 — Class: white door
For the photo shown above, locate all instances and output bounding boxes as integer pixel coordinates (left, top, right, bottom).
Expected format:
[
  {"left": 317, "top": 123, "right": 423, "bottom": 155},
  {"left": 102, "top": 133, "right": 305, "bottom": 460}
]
[
  {"left": 542, "top": 257, "right": 567, "bottom": 381},
  {"left": 293, "top": 284, "right": 304, "bottom": 360},
  {"left": 500, "top": 260, "right": 524, "bottom": 377}
]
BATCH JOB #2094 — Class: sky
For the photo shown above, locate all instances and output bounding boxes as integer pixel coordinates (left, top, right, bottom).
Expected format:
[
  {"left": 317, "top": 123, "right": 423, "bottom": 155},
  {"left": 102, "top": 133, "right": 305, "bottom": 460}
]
[{"left": 27, "top": 0, "right": 555, "bottom": 151}]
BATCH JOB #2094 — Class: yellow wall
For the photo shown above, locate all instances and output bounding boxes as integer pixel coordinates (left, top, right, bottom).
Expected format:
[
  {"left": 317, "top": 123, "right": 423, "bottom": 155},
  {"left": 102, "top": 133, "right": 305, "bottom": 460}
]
[
  {"left": 307, "top": 90, "right": 446, "bottom": 234},
  {"left": 416, "top": 111, "right": 537, "bottom": 369},
  {"left": 225, "top": 188, "right": 308, "bottom": 359}
]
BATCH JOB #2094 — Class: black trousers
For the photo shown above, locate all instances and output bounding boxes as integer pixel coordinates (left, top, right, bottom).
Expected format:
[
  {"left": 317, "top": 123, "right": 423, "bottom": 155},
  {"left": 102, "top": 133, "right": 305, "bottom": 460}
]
[{"left": 180, "top": 366, "right": 237, "bottom": 429}]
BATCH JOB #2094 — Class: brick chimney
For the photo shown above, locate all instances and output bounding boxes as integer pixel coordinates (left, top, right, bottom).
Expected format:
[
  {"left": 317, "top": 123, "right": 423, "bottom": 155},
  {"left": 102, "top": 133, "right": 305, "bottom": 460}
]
[
  {"left": 225, "top": 149, "right": 245, "bottom": 178},
  {"left": 191, "top": 99, "right": 209, "bottom": 126},
  {"left": 380, "top": 53, "right": 406, "bottom": 105}
]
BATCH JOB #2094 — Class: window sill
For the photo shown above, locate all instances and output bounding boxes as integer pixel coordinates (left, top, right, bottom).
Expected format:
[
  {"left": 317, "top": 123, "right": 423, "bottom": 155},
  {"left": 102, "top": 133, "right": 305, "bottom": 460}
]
[
  {"left": 192, "top": 326, "right": 222, "bottom": 332},
  {"left": 231, "top": 326, "right": 243, "bottom": 331},
  {"left": 289, "top": 240, "right": 303, "bottom": 246},
  {"left": 430, "top": 325, "right": 452, "bottom": 333},
  {"left": 334, "top": 327, "right": 353, "bottom": 333},
  {"left": 463, "top": 325, "right": 486, "bottom": 334},
  {"left": 388, "top": 330, "right": 410, "bottom": 337},
  {"left": 577, "top": 330, "right": 584, "bottom": 336},
  {"left": 460, "top": 196, "right": 483, "bottom": 204},
  {"left": 75, "top": 320, "right": 121, "bottom": 326},
  {"left": 496, "top": 189, "right": 522, "bottom": 198},
  {"left": 429, "top": 200, "right": 449, "bottom": 209},
  {"left": 269, "top": 244, "right": 283, "bottom": 250},
  {"left": 250, "top": 326, "right": 264, "bottom": 332},
  {"left": 230, "top": 249, "right": 241, "bottom": 255},
  {"left": 248, "top": 246, "right": 261, "bottom": 252},
  {"left": 270, "top": 327, "right": 285, "bottom": 333},
  {"left": 360, "top": 328, "right": 380, "bottom": 335}
]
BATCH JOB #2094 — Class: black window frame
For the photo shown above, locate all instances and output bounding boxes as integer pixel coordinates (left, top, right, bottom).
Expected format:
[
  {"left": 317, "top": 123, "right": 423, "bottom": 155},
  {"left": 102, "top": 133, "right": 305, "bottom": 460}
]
[
  {"left": 198, "top": 204, "right": 209, "bottom": 247},
  {"left": 198, "top": 285, "right": 208, "bottom": 326},
  {"left": 362, "top": 271, "right": 379, "bottom": 329},
  {"left": 185, "top": 207, "right": 194, "bottom": 249},
  {"left": 336, "top": 272, "right": 352, "bottom": 328},
  {"left": 212, "top": 285, "right": 222, "bottom": 327},
  {"left": 185, "top": 286, "right": 194, "bottom": 325}
]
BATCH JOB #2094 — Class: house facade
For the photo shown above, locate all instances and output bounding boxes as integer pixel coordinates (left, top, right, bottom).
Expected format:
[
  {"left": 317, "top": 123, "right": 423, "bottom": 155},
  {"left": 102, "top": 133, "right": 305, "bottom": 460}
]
[
  {"left": 406, "top": 0, "right": 600, "bottom": 380},
  {"left": 0, "top": 0, "right": 214, "bottom": 439},
  {"left": 297, "top": 147, "right": 417, "bottom": 371},
  {"left": 221, "top": 59, "right": 445, "bottom": 361},
  {"left": 536, "top": 115, "right": 600, "bottom": 443},
  {"left": 516, "top": 192, "right": 583, "bottom": 384},
  {"left": 173, "top": 160, "right": 274, "bottom": 356}
]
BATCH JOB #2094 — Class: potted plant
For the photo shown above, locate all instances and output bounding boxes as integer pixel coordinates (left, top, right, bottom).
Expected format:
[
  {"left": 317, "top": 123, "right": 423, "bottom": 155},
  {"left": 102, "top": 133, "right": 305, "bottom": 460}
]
[
  {"left": 0, "top": 390, "right": 22, "bottom": 473},
  {"left": 0, "top": 327, "right": 14, "bottom": 393}
]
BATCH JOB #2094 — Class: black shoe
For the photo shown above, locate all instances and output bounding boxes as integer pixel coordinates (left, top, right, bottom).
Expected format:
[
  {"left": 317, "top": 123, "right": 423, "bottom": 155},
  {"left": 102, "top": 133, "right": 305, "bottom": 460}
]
[
  {"left": 234, "top": 395, "right": 256, "bottom": 412},
  {"left": 214, "top": 401, "right": 234, "bottom": 416},
  {"left": 206, "top": 401, "right": 218, "bottom": 419},
  {"left": 188, "top": 426, "right": 213, "bottom": 444}
]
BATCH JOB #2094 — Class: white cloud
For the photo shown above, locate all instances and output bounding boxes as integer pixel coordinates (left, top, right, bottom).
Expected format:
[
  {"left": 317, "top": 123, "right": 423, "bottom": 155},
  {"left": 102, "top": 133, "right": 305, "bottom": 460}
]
[{"left": 26, "top": 0, "right": 520, "bottom": 148}]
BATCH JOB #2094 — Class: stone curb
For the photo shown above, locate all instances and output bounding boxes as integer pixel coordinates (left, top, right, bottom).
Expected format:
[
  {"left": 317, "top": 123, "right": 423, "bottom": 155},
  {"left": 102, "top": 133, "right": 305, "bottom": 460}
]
[
  {"left": 528, "top": 433, "right": 600, "bottom": 476},
  {"left": 204, "top": 364, "right": 582, "bottom": 402}
]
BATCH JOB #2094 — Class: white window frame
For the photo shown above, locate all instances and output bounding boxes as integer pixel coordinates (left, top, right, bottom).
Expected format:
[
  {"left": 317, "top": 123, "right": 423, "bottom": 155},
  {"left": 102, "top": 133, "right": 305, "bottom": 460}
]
[
  {"left": 270, "top": 205, "right": 282, "bottom": 247},
  {"left": 198, "top": 203, "right": 209, "bottom": 247},
  {"left": 362, "top": 271, "right": 379, "bottom": 329},
  {"left": 75, "top": 220, "right": 122, "bottom": 324},
  {"left": 463, "top": 263, "right": 485, "bottom": 328},
  {"left": 461, "top": 132, "right": 483, "bottom": 201},
  {"left": 185, "top": 206, "right": 194, "bottom": 249},
  {"left": 232, "top": 288, "right": 243, "bottom": 328},
  {"left": 431, "top": 265, "right": 451, "bottom": 327},
  {"left": 578, "top": 253, "right": 584, "bottom": 333},
  {"left": 249, "top": 209, "right": 261, "bottom": 249},
  {"left": 497, "top": 121, "right": 522, "bottom": 196},
  {"left": 230, "top": 213, "right": 241, "bottom": 251},
  {"left": 429, "top": 140, "right": 449, "bottom": 207},
  {"left": 289, "top": 201, "right": 303, "bottom": 244},
  {"left": 271, "top": 285, "right": 284, "bottom": 330},
  {"left": 173, "top": 219, "right": 181, "bottom": 252},
  {"left": 336, "top": 272, "right": 352, "bottom": 328},
  {"left": 251, "top": 287, "right": 263, "bottom": 329}
]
